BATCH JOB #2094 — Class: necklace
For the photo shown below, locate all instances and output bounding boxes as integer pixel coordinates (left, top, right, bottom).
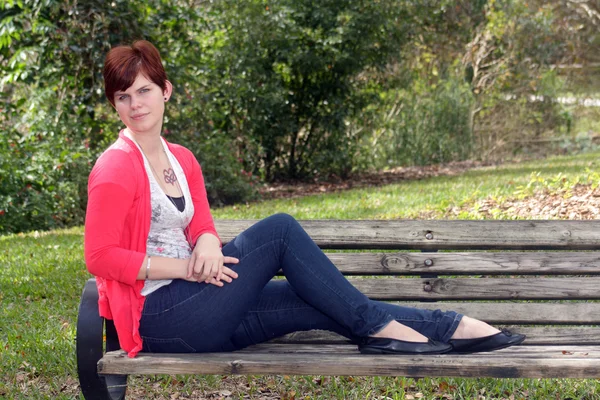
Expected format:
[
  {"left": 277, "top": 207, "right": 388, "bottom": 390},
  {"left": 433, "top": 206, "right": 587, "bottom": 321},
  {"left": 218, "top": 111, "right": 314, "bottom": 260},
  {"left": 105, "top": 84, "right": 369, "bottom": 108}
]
[
  {"left": 137, "top": 137, "right": 194, "bottom": 249},
  {"left": 146, "top": 149, "right": 185, "bottom": 210}
]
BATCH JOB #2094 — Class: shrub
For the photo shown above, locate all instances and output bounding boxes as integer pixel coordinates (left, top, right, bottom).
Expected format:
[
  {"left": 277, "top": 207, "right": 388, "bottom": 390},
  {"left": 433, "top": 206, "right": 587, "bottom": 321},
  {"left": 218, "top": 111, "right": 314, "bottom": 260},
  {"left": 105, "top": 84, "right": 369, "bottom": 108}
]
[
  {"left": 354, "top": 76, "right": 474, "bottom": 170},
  {"left": 0, "top": 132, "right": 89, "bottom": 234}
]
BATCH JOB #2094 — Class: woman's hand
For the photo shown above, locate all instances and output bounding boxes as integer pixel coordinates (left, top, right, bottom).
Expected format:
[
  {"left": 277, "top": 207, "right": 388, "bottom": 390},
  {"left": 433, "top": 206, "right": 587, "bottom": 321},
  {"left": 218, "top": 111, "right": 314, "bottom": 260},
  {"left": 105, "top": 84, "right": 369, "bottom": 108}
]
[
  {"left": 186, "top": 234, "right": 239, "bottom": 285},
  {"left": 198, "top": 266, "right": 239, "bottom": 287}
]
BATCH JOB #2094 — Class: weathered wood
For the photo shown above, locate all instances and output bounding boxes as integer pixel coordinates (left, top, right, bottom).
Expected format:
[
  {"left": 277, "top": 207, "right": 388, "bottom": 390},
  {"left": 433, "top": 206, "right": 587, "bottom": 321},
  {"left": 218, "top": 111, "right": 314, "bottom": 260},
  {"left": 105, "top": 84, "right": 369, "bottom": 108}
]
[
  {"left": 321, "top": 251, "right": 600, "bottom": 275},
  {"left": 396, "top": 302, "right": 600, "bottom": 325},
  {"left": 270, "top": 327, "right": 600, "bottom": 345},
  {"left": 215, "top": 220, "right": 600, "bottom": 250},
  {"left": 238, "top": 343, "right": 600, "bottom": 358},
  {"left": 99, "top": 347, "right": 600, "bottom": 378},
  {"left": 345, "top": 277, "right": 600, "bottom": 300},
  {"left": 503, "top": 327, "right": 600, "bottom": 345}
]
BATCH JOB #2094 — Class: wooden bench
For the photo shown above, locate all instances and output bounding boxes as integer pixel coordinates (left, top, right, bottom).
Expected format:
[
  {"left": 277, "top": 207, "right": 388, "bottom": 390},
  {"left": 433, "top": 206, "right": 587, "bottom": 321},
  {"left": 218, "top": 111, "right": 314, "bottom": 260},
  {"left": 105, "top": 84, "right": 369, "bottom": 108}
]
[{"left": 76, "top": 219, "right": 600, "bottom": 399}]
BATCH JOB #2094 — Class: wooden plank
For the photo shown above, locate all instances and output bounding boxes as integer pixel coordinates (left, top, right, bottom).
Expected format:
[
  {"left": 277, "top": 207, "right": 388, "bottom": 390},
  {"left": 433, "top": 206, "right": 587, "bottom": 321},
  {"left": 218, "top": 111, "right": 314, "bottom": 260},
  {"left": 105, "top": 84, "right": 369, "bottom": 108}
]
[
  {"left": 99, "top": 347, "right": 600, "bottom": 378},
  {"left": 344, "top": 277, "right": 600, "bottom": 300},
  {"left": 270, "top": 327, "right": 600, "bottom": 345},
  {"left": 396, "top": 302, "right": 600, "bottom": 325},
  {"left": 238, "top": 343, "right": 600, "bottom": 358},
  {"left": 215, "top": 220, "right": 600, "bottom": 250},
  {"left": 322, "top": 251, "right": 600, "bottom": 275}
]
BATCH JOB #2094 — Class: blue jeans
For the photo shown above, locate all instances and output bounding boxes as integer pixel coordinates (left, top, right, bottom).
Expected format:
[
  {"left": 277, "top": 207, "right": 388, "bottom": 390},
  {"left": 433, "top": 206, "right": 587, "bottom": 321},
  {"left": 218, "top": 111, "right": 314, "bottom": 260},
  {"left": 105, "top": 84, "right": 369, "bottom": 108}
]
[{"left": 139, "top": 214, "right": 463, "bottom": 353}]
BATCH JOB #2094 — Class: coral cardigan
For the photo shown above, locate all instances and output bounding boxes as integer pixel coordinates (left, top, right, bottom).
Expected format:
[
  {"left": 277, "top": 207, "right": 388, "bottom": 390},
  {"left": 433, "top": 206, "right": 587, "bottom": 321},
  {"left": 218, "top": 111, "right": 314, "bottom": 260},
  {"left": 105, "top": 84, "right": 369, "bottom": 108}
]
[{"left": 84, "top": 131, "right": 219, "bottom": 358}]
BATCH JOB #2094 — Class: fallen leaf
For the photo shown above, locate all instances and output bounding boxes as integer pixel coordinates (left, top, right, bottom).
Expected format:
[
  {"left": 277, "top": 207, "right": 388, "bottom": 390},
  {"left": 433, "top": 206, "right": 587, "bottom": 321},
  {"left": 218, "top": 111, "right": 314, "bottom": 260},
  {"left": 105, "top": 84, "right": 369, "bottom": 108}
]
[{"left": 283, "top": 390, "right": 296, "bottom": 400}]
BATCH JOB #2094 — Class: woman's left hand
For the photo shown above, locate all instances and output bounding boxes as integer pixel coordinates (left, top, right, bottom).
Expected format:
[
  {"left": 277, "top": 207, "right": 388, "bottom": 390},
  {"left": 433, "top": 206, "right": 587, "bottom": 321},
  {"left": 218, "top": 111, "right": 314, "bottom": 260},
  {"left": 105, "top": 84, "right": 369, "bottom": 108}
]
[
  {"left": 187, "top": 234, "right": 239, "bottom": 284},
  {"left": 203, "top": 266, "right": 239, "bottom": 287}
]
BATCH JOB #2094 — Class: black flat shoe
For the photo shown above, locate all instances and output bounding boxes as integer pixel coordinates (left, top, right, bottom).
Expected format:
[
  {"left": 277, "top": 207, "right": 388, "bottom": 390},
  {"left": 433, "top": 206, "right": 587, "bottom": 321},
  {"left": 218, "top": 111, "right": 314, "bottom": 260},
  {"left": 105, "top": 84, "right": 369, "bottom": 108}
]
[
  {"left": 449, "top": 329, "right": 526, "bottom": 354},
  {"left": 358, "top": 337, "right": 453, "bottom": 355}
]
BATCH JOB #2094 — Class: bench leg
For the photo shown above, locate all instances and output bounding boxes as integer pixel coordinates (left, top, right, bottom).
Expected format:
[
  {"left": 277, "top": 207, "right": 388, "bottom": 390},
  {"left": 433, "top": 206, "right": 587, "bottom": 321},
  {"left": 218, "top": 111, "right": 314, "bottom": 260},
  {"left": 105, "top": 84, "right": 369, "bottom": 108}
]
[{"left": 76, "top": 278, "right": 128, "bottom": 400}]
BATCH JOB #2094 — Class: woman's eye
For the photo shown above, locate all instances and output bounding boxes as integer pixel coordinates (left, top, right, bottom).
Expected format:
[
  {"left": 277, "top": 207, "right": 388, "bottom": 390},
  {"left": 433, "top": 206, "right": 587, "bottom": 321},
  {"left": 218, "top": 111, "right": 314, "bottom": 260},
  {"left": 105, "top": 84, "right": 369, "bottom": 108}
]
[
  {"left": 140, "top": 88, "right": 150, "bottom": 93},
  {"left": 118, "top": 95, "right": 128, "bottom": 101}
]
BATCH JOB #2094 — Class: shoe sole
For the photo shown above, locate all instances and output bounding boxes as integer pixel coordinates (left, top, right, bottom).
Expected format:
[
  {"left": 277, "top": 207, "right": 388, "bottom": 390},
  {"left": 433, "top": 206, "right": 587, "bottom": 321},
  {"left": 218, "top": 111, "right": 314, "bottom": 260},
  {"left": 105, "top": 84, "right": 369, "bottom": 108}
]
[{"left": 451, "top": 335, "right": 526, "bottom": 354}]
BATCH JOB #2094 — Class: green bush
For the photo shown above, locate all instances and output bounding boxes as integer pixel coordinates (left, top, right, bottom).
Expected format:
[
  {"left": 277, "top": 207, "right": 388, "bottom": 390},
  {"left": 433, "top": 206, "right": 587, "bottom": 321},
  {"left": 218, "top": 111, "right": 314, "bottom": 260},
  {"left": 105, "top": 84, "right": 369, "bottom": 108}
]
[
  {"left": 169, "top": 130, "right": 259, "bottom": 207},
  {"left": 199, "top": 0, "right": 408, "bottom": 180},
  {"left": 0, "top": 132, "right": 89, "bottom": 234},
  {"left": 355, "top": 77, "right": 474, "bottom": 170},
  {"left": 474, "top": 69, "right": 573, "bottom": 161}
]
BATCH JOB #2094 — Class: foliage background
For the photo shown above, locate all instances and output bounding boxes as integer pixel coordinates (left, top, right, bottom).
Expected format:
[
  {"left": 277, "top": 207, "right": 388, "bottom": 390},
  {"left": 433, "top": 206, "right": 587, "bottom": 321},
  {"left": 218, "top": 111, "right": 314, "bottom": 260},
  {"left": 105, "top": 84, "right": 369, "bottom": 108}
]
[{"left": 0, "top": 0, "right": 598, "bottom": 234}]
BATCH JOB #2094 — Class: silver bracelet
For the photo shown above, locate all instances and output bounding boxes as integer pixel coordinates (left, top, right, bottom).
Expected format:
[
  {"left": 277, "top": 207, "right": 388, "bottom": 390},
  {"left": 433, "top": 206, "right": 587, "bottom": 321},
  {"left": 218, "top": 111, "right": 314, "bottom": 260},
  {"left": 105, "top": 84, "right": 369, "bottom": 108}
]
[{"left": 145, "top": 256, "right": 151, "bottom": 280}]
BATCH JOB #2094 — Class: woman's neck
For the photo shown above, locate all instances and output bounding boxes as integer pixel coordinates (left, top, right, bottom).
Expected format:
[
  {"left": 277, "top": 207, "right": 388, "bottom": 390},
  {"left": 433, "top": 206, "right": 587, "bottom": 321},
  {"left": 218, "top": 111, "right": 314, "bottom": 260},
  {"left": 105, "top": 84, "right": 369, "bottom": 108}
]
[{"left": 126, "top": 128, "right": 163, "bottom": 159}]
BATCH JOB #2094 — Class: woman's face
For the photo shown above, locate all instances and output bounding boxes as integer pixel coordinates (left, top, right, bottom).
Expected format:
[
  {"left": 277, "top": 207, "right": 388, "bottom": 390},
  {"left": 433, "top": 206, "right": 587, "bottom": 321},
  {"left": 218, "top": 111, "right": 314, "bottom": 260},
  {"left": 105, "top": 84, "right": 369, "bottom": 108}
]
[{"left": 113, "top": 73, "right": 172, "bottom": 135}]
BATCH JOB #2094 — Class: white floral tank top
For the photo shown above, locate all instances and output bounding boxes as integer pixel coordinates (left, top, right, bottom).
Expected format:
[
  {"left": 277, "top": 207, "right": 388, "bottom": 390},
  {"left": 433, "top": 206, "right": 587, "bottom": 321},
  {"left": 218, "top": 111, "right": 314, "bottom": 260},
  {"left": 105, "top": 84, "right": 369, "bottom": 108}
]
[{"left": 124, "top": 131, "right": 195, "bottom": 296}]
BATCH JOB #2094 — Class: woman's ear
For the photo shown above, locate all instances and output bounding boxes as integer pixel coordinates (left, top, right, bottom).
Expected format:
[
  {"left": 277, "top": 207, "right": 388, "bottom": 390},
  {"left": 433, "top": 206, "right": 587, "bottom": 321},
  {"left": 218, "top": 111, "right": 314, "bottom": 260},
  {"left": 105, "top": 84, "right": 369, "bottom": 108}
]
[{"left": 163, "top": 80, "right": 173, "bottom": 102}]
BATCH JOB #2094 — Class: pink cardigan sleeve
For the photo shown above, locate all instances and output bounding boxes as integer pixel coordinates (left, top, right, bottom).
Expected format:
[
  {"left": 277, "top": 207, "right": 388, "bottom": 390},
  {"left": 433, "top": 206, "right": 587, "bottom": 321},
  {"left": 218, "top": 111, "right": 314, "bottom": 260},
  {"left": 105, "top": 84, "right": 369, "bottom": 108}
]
[
  {"left": 84, "top": 152, "right": 146, "bottom": 286},
  {"left": 177, "top": 146, "right": 221, "bottom": 247}
]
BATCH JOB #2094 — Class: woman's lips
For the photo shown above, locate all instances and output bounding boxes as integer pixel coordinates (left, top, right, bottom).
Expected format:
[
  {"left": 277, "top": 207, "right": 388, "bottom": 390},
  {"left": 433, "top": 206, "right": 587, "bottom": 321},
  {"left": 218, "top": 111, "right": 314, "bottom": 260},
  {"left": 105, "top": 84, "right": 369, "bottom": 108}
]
[{"left": 131, "top": 113, "right": 148, "bottom": 120}]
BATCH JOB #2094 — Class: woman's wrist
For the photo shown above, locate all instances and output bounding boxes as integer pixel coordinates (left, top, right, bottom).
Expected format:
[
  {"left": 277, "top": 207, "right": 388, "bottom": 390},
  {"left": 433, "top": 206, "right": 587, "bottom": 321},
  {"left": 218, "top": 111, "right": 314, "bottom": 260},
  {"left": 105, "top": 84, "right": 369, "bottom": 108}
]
[
  {"left": 180, "top": 258, "right": 190, "bottom": 279},
  {"left": 196, "top": 233, "right": 221, "bottom": 249},
  {"left": 137, "top": 256, "right": 192, "bottom": 280}
]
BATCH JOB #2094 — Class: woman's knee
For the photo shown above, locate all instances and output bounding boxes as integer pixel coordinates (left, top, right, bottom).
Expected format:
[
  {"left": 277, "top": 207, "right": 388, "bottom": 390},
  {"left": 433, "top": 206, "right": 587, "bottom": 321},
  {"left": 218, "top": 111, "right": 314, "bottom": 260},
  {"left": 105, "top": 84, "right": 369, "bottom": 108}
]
[
  {"left": 229, "top": 213, "right": 299, "bottom": 257},
  {"left": 261, "top": 213, "right": 299, "bottom": 237},
  {"left": 266, "top": 213, "right": 297, "bottom": 226}
]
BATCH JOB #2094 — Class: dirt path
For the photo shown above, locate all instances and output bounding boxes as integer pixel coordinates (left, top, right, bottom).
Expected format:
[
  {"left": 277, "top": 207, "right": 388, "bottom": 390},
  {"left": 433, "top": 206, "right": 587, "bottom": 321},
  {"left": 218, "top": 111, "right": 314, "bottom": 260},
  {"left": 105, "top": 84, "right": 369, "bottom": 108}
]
[{"left": 258, "top": 160, "right": 488, "bottom": 200}]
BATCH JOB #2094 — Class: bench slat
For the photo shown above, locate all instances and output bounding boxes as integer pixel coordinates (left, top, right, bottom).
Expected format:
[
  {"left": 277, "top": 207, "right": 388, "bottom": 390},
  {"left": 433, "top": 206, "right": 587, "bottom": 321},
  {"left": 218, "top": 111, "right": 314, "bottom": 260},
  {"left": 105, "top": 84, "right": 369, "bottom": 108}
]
[
  {"left": 395, "top": 302, "right": 600, "bottom": 325},
  {"left": 239, "top": 343, "right": 600, "bottom": 357},
  {"left": 278, "top": 299, "right": 600, "bottom": 327},
  {"left": 99, "top": 347, "right": 600, "bottom": 378},
  {"left": 215, "top": 220, "right": 600, "bottom": 250},
  {"left": 346, "top": 277, "right": 600, "bottom": 300},
  {"left": 323, "top": 251, "right": 600, "bottom": 275},
  {"left": 271, "top": 327, "right": 600, "bottom": 345}
]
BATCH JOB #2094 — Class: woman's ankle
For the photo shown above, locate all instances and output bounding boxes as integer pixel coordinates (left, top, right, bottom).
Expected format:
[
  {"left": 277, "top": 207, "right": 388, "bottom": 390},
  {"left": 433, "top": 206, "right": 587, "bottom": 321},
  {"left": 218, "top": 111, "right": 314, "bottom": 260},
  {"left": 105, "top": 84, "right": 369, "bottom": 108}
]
[
  {"left": 370, "top": 321, "right": 429, "bottom": 343},
  {"left": 450, "top": 316, "right": 500, "bottom": 340}
]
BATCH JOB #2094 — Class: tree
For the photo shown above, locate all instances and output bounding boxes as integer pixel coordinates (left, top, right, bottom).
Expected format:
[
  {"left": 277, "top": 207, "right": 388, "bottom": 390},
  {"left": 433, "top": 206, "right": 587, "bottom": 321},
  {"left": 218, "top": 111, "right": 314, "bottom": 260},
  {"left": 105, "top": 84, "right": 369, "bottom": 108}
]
[{"left": 205, "top": 0, "right": 408, "bottom": 180}]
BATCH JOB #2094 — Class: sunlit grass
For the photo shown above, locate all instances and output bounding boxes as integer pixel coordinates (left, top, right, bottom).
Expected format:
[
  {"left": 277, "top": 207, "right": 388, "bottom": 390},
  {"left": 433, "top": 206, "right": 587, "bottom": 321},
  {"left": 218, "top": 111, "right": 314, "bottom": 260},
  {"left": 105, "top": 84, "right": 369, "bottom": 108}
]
[{"left": 213, "top": 150, "right": 600, "bottom": 220}]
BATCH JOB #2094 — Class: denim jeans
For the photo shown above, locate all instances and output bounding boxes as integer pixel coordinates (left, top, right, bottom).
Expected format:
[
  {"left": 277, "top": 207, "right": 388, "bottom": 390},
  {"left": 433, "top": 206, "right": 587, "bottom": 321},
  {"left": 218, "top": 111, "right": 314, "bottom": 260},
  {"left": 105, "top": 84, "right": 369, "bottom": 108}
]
[{"left": 139, "top": 213, "right": 463, "bottom": 353}]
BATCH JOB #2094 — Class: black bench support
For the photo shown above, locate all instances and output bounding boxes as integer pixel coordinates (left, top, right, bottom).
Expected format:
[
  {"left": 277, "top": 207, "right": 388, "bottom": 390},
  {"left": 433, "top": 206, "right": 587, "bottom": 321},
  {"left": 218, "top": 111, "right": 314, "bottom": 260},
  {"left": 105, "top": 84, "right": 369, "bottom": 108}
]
[{"left": 76, "top": 278, "right": 128, "bottom": 400}]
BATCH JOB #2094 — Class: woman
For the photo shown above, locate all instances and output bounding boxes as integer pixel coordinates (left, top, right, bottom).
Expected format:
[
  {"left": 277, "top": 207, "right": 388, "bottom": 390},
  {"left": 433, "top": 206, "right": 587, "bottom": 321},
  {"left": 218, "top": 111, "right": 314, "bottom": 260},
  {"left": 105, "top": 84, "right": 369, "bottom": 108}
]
[{"left": 84, "top": 40, "right": 525, "bottom": 358}]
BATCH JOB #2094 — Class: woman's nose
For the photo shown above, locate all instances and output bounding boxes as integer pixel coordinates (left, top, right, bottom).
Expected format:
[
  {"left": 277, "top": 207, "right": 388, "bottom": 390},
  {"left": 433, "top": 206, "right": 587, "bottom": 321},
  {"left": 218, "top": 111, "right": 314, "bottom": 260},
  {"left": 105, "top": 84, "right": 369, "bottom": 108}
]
[{"left": 130, "top": 96, "right": 142, "bottom": 109}]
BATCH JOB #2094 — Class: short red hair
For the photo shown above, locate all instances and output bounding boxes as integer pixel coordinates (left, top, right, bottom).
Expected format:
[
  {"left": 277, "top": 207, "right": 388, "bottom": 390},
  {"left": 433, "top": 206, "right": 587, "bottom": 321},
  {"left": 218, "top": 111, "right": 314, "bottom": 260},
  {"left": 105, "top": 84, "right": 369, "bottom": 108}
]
[{"left": 103, "top": 40, "right": 167, "bottom": 106}]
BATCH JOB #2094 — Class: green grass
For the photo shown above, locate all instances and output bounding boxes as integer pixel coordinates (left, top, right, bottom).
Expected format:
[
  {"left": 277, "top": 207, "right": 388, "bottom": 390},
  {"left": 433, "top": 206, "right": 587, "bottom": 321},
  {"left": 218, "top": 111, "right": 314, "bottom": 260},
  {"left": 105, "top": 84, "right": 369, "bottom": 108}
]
[
  {"left": 212, "top": 150, "right": 600, "bottom": 220},
  {"left": 2, "top": 151, "right": 600, "bottom": 399}
]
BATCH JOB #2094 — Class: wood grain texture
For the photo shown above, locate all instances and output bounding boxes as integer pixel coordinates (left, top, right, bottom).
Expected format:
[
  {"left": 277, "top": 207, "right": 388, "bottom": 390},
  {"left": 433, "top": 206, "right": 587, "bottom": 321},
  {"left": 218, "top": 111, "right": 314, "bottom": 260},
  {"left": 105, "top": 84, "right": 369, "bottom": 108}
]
[
  {"left": 236, "top": 344, "right": 600, "bottom": 357},
  {"left": 270, "top": 327, "right": 600, "bottom": 345},
  {"left": 346, "top": 277, "right": 600, "bottom": 300},
  {"left": 394, "top": 302, "right": 600, "bottom": 324},
  {"left": 215, "top": 220, "right": 600, "bottom": 250},
  {"left": 99, "top": 346, "right": 600, "bottom": 378},
  {"left": 322, "top": 251, "right": 600, "bottom": 275}
]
